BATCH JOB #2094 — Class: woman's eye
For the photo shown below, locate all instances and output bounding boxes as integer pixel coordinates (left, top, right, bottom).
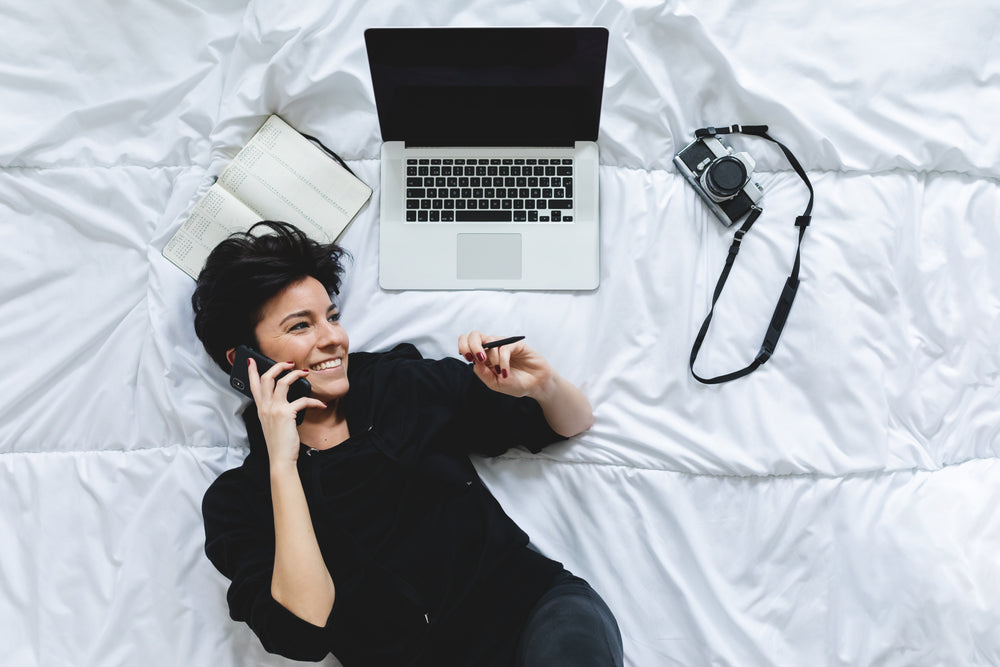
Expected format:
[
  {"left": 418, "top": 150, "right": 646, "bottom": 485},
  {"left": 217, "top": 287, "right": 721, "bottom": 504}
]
[
  {"left": 329, "top": 312, "right": 341, "bottom": 322},
  {"left": 289, "top": 322, "right": 308, "bottom": 331}
]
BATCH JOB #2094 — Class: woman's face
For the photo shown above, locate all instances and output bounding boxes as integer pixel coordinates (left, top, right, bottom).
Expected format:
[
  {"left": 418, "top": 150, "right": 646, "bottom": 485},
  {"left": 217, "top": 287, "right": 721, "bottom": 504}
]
[{"left": 253, "top": 276, "right": 350, "bottom": 403}]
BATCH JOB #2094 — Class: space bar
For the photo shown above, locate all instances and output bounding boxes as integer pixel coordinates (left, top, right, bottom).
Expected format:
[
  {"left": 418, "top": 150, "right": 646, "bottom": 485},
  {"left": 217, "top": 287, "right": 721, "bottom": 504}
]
[{"left": 455, "top": 211, "right": 512, "bottom": 222}]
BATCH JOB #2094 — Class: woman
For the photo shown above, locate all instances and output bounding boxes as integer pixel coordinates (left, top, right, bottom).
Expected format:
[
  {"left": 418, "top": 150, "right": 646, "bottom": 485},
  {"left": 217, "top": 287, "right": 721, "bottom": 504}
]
[{"left": 194, "top": 221, "right": 623, "bottom": 666}]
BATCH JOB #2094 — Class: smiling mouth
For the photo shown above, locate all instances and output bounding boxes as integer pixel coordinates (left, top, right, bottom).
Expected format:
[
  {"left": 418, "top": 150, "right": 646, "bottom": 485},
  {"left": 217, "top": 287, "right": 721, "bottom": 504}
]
[{"left": 310, "top": 358, "right": 343, "bottom": 372}]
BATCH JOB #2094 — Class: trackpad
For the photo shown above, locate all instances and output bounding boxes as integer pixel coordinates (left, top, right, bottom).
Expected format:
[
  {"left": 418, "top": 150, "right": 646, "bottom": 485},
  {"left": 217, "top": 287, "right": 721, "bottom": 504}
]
[{"left": 456, "top": 233, "right": 522, "bottom": 280}]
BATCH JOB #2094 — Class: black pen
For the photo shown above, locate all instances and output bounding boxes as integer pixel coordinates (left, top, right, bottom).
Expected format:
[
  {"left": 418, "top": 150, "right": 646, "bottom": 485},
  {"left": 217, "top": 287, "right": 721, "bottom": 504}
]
[{"left": 483, "top": 336, "right": 525, "bottom": 350}]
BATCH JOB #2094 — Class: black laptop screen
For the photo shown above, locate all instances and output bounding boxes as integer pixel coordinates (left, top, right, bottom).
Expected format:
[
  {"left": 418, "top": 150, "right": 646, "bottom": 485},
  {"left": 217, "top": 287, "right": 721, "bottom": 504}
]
[{"left": 365, "top": 27, "right": 609, "bottom": 147}]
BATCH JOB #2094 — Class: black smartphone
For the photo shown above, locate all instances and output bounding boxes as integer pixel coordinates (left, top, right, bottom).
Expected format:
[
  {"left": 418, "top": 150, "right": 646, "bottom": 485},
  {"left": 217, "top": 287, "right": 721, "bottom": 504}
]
[{"left": 230, "top": 345, "right": 312, "bottom": 425}]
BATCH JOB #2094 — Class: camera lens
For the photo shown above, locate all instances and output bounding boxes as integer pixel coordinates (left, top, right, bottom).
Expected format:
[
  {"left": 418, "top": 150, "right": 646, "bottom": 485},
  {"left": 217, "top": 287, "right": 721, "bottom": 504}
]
[{"left": 704, "top": 156, "right": 747, "bottom": 198}]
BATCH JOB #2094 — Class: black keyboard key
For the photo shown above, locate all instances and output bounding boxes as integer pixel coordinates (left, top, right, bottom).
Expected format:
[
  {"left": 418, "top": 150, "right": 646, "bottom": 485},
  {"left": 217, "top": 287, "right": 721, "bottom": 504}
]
[
  {"left": 456, "top": 210, "right": 512, "bottom": 222},
  {"left": 549, "top": 199, "right": 573, "bottom": 209},
  {"left": 551, "top": 210, "right": 562, "bottom": 221},
  {"left": 514, "top": 210, "right": 527, "bottom": 222},
  {"left": 557, "top": 166, "right": 573, "bottom": 175},
  {"left": 406, "top": 199, "right": 419, "bottom": 210},
  {"left": 407, "top": 188, "right": 425, "bottom": 198},
  {"left": 406, "top": 210, "right": 417, "bottom": 222}
]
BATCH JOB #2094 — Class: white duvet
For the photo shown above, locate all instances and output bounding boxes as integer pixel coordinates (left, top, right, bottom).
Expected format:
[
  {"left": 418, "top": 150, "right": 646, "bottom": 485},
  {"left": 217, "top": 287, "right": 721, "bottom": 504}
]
[{"left": 1, "top": 1, "right": 998, "bottom": 665}]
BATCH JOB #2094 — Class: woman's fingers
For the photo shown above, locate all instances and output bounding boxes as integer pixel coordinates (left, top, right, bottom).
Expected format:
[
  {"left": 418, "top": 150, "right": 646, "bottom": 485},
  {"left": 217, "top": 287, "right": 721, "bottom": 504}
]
[
  {"left": 459, "top": 331, "right": 525, "bottom": 380},
  {"left": 459, "top": 331, "right": 490, "bottom": 365},
  {"left": 251, "top": 359, "right": 309, "bottom": 403}
]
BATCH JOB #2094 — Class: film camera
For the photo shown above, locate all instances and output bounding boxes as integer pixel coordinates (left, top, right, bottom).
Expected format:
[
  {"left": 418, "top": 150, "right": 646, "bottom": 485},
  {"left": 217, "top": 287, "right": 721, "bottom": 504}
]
[{"left": 674, "top": 134, "right": 763, "bottom": 226}]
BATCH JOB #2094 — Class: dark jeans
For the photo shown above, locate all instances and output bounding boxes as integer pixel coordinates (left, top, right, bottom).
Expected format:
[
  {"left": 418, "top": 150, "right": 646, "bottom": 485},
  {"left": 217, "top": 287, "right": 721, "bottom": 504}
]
[{"left": 515, "top": 570, "right": 624, "bottom": 667}]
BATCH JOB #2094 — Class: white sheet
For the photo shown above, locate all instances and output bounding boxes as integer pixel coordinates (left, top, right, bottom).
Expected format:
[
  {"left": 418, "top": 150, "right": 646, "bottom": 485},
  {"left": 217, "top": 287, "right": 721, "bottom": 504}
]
[{"left": 2, "top": 1, "right": 998, "bottom": 665}]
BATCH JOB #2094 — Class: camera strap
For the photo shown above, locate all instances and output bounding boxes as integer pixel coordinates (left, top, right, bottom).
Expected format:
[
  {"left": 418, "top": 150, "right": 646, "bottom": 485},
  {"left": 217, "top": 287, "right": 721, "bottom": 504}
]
[{"left": 688, "top": 124, "right": 814, "bottom": 384}]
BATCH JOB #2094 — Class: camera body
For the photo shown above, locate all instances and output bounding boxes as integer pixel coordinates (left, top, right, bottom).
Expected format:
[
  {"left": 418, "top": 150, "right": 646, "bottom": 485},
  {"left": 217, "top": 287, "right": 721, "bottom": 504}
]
[{"left": 674, "top": 135, "right": 763, "bottom": 226}]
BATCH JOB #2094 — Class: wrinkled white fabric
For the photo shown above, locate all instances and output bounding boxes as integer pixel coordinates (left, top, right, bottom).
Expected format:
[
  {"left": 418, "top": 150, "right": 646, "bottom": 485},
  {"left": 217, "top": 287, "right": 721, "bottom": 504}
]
[{"left": 1, "top": 1, "right": 998, "bottom": 665}]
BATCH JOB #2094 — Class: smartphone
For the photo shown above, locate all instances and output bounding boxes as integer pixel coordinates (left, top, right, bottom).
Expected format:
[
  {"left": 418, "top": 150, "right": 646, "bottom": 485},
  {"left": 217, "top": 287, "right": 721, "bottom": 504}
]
[{"left": 230, "top": 345, "right": 312, "bottom": 424}]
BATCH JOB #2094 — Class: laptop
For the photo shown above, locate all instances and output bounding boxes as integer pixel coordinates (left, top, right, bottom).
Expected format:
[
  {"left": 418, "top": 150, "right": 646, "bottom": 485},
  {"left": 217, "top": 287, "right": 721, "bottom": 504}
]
[{"left": 365, "top": 27, "right": 609, "bottom": 290}]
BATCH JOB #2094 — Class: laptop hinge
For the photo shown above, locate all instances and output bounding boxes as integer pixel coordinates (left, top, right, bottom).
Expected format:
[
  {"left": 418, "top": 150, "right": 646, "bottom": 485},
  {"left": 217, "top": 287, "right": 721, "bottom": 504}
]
[{"left": 403, "top": 139, "right": 578, "bottom": 149}]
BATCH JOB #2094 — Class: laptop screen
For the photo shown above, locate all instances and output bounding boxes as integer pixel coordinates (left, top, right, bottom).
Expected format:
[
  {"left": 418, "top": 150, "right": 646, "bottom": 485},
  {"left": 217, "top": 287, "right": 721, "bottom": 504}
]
[{"left": 365, "top": 27, "right": 609, "bottom": 147}]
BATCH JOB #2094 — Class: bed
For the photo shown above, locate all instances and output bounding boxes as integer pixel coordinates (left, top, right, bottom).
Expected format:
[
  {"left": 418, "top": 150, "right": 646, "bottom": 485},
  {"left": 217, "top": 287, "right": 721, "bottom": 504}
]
[{"left": 2, "top": 1, "right": 998, "bottom": 665}]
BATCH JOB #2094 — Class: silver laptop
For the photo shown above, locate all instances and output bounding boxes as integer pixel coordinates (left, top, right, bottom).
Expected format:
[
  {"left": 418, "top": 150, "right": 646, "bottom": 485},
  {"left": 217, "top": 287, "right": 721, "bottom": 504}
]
[{"left": 365, "top": 27, "right": 609, "bottom": 290}]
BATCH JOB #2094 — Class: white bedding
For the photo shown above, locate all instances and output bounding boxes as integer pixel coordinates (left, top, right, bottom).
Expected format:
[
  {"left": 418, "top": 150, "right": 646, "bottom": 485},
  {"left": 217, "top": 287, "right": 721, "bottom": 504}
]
[{"left": 2, "top": 1, "right": 998, "bottom": 665}]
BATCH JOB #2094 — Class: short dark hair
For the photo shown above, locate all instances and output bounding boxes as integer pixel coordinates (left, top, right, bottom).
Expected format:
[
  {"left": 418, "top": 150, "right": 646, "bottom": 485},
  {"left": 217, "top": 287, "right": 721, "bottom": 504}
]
[{"left": 191, "top": 221, "right": 348, "bottom": 372}]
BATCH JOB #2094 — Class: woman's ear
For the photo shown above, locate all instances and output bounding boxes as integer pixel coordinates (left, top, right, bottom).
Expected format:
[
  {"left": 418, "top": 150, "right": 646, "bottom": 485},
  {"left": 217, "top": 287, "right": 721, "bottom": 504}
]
[{"left": 225, "top": 348, "right": 237, "bottom": 369}]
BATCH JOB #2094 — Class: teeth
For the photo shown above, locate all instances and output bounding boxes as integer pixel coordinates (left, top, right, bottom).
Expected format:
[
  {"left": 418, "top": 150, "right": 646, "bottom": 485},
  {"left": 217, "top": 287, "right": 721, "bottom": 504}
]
[{"left": 311, "top": 358, "right": 342, "bottom": 371}]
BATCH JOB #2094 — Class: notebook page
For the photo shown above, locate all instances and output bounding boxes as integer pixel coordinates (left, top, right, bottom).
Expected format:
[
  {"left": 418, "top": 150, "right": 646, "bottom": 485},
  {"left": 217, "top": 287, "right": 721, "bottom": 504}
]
[
  {"left": 162, "top": 184, "right": 261, "bottom": 279},
  {"left": 217, "top": 116, "right": 371, "bottom": 243}
]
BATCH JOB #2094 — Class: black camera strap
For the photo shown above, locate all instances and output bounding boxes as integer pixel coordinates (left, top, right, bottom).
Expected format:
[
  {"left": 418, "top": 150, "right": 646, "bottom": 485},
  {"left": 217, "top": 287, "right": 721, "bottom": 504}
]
[{"left": 689, "top": 125, "right": 814, "bottom": 384}]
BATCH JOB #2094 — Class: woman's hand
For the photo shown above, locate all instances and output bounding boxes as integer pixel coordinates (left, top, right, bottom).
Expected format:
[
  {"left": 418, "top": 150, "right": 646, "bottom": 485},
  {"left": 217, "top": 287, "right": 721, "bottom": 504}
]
[
  {"left": 458, "top": 331, "right": 594, "bottom": 437},
  {"left": 246, "top": 358, "right": 327, "bottom": 465},
  {"left": 458, "top": 332, "right": 555, "bottom": 399}
]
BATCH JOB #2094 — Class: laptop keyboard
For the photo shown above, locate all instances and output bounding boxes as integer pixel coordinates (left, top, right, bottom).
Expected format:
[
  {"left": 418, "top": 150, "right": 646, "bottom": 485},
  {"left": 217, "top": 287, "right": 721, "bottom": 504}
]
[{"left": 404, "top": 158, "right": 574, "bottom": 223}]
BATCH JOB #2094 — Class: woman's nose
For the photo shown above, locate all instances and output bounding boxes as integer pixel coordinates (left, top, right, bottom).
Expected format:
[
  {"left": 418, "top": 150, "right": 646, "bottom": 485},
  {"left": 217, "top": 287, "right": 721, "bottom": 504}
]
[{"left": 318, "top": 320, "right": 345, "bottom": 345}]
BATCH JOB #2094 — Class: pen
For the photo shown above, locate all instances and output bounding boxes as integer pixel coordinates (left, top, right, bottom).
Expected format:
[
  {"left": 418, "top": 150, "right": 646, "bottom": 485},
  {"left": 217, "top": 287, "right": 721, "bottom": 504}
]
[{"left": 483, "top": 336, "right": 525, "bottom": 350}]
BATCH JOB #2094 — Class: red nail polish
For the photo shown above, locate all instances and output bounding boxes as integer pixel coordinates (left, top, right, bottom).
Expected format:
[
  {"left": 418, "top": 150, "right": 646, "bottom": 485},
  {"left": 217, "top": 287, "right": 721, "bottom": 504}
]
[
  {"left": 247, "top": 359, "right": 252, "bottom": 367},
  {"left": 502, "top": 369, "right": 508, "bottom": 379},
  {"left": 477, "top": 352, "right": 487, "bottom": 362},
  {"left": 465, "top": 353, "right": 475, "bottom": 362}
]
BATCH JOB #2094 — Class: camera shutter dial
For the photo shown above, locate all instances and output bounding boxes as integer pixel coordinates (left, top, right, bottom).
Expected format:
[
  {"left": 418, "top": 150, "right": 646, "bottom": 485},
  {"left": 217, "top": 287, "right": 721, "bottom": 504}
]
[{"left": 703, "top": 156, "right": 748, "bottom": 198}]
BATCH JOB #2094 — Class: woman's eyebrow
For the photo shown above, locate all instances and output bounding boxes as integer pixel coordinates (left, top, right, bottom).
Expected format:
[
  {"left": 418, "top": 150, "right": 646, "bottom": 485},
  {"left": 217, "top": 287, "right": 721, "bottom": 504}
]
[{"left": 279, "top": 310, "right": 312, "bottom": 326}]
